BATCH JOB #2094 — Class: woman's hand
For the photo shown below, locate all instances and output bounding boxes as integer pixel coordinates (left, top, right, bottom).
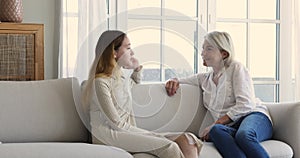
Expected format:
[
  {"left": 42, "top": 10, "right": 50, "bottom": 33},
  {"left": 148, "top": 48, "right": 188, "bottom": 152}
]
[
  {"left": 165, "top": 78, "right": 179, "bottom": 96},
  {"left": 215, "top": 115, "right": 232, "bottom": 125},
  {"left": 130, "top": 57, "right": 140, "bottom": 70},
  {"left": 200, "top": 115, "right": 232, "bottom": 141},
  {"left": 199, "top": 124, "right": 213, "bottom": 142}
]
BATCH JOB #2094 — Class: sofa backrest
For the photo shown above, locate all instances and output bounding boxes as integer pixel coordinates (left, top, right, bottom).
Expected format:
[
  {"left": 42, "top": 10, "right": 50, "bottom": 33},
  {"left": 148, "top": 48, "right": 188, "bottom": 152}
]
[
  {"left": 132, "top": 83, "right": 211, "bottom": 135},
  {"left": 0, "top": 78, "right": 88, "bottom": 143}
]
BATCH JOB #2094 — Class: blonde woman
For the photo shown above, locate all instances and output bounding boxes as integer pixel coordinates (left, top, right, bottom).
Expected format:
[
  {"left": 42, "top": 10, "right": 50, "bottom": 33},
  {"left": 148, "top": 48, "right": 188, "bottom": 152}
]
[
  {"left": 83, "top": 30, "right": 202, "bottom": 158},
  {"left": 166, "top": 31, "right": 273, "bottom": 158}
]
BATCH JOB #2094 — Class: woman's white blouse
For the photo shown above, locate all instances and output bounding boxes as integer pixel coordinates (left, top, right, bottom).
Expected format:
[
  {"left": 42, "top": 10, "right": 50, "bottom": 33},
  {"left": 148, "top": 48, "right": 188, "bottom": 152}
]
[{"left": 179, "top": 61, "right": 271, "bottom": 123}]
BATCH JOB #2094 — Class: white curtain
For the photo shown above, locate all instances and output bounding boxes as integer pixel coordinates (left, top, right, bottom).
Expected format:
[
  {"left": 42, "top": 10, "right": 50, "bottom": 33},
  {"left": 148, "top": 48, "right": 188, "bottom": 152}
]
[
  {"left": 59, "top": 0, "right": 108, "bottom": 83},
  {"left": 294, "top": 0, "right": 300, "bottom": 101}
]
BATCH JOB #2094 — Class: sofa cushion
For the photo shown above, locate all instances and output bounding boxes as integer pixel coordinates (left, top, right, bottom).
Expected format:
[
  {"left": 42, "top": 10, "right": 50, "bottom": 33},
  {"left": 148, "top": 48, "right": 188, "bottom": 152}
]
[
  {"left": 131, "top": 141, "right": 294, "bottom": 158},
  {"left": 199, "top": 142, "right": 222, "bottom": 158},
  {"left": 0, "top": 78, "right": 88, "bottom": 143},
  {"left": 199, "top": 140, "right": 293, "bottom": 158},
  {"left": 0, "top": 143, "right": 132, "bottom": 158},
  {"left": 262, "top": 140, "right": 293, "bottom": 158},
  {"left": 132, "top": 153, "right": 157, "bottom": 158}
]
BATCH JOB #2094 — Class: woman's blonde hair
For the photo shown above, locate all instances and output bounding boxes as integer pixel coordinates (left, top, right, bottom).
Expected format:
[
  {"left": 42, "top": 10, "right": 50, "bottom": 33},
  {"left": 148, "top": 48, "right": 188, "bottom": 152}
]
[{"left": 204, "top": 31, "right": 235, "bottom": 67}]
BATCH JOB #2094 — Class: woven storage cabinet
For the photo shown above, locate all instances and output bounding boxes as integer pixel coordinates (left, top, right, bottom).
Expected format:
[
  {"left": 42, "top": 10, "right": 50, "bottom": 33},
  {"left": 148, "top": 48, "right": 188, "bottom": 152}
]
[
  {"left": 0, "top": 0, "right": 23, "bottom": 22},
  {"left": 0, "top": 34, "right": 34, "bottom": 80},
  {"left": 0, "top": 23, "right": 44, "bottom": 81}
]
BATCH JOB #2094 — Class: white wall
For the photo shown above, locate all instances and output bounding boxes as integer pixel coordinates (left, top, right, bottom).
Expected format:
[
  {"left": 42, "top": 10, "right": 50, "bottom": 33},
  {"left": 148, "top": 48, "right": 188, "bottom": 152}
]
[{"left": 22, "top": 0, "right": 60, "bottom": 79}]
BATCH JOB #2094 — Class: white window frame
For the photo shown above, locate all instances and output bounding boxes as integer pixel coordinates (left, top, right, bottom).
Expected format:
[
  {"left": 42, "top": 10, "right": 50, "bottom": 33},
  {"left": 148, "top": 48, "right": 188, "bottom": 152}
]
[
  {"left": 280, "top": 0, "right": 293, "bottom": 101},
  {"left": 111, "top": 0, "right": 293, "bottom": 102}
]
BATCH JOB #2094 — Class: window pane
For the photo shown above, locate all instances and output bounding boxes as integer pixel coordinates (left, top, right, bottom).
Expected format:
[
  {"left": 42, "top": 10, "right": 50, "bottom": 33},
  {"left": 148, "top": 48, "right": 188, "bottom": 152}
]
[
  {"left": 165, "top": 0, "right": 197, "bottom": 17},
  {"left": 254, "top": 84, "right": 276, "bottom": 102},
  {"left": 164, "top": 20, "right": 196, "bottom": 79},
  {"left": 215, "top": 22, "right": 247, "bottom": 65},
  {"left": 127, "top": 19, "right": 161, "bottom": 82},
  {"left": 250, "top": 0, "right": 277, "bottom": 19},
  {"left": 127, "top": 0, "right": 161, "bottom": 15},
  {"left": 63, "top": 17, "right": 78, "bottom": 76},
  {"left": 249, "top": 23, "right": 276, "bottom": 78},
  {"left": 216, "top": 0, "right": 246, "bottom": 19},
  {"left": 64, "top": 0, "right": 78, "bottom": 13}
]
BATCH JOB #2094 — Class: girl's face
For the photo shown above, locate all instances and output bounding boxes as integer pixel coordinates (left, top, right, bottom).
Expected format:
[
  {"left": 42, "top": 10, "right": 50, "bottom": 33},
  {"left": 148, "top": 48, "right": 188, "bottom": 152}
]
[
  {"left": 115, "top": 36, "right": 138, "bottom": 69},
  {"left": 201, "top": 40, "right": 226, "bottom": 67}
]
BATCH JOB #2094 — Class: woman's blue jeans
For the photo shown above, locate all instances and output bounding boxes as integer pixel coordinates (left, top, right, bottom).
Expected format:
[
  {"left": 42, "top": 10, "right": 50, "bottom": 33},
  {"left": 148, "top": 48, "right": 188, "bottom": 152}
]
[{"left": 209, "top": 112, "right": 273, "bottom": 158}]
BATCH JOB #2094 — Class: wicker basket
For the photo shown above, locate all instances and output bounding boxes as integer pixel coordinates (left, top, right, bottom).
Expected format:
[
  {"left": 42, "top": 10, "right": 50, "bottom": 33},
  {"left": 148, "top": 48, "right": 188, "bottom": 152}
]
[{"left": 0, "top": 0, "right": 23, "bottom": 22}]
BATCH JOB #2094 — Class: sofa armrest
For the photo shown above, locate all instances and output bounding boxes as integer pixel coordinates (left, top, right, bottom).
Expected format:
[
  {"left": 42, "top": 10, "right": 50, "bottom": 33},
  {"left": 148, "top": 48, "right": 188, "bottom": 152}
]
[{"left": 265, "top": 102, "right": 300, "bottom": 158}]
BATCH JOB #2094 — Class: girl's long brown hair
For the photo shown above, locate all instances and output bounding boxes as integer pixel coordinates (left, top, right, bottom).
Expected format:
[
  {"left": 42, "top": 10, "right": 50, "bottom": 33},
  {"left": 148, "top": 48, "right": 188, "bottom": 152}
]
[
  {"left": 82, "top": 30, "right": 126, "bottom": 112},
  {"left": 95, "top": 33, "right": 126, "bottom": 77}
]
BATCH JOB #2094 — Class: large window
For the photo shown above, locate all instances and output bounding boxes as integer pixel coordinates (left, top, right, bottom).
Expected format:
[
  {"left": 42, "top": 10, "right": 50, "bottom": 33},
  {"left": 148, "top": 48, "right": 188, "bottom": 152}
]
[
  {"left": 120, "top": 0, "right": 282, "bottom": 102},
  {"left": 213, "top": 0, "right": 280, "bottom": 102},
  {"left": 125, "top": 0, "right": 202, "bottom": 82},
  {"left": 62, "top": 0, "right": 295, "bottom": 102}
]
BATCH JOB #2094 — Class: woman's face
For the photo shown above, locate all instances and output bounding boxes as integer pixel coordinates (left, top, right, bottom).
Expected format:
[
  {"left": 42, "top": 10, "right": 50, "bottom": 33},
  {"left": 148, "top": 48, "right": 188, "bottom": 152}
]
[
  {"left": 115, "top": 36, "right": 138, "bottom": 69},
  {"left": 201, "top": 40, "right": 224, "bottom": 67}
]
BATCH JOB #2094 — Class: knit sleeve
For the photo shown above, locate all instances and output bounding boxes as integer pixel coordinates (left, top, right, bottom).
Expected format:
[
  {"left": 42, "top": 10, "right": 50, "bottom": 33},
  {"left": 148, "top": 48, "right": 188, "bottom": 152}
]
[{"left": 94, "top": 78, "right": 154, "bottom": 134}]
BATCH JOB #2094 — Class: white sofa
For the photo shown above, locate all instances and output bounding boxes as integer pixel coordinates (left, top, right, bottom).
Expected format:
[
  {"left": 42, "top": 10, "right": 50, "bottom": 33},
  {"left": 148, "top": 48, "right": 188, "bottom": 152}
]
[
  {"left": 0, "top": 78, "right": 132, "bottom": 158},
  {"left": 132, "top": 83, "right": 298, "bottom": 158},
  {"left": 0, "top": 78, "right": 298, "bottom": 158}
]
